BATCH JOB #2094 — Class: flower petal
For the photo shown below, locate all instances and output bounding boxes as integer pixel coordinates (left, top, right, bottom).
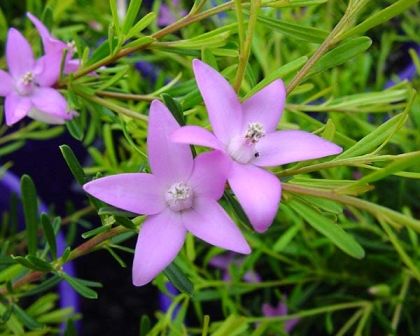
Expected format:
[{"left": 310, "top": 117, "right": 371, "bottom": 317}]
[
  {"left": 242, "top": 80, "right": 285, "bottom": 133},
  {"left": 228, "top": 162, "right": 281, "bottom": 232},
  {"left": 6, "top": 28, "right": 35, "bottom": 78},
  {"left": 148, "top": 100, "right": 193, "bottom": 185},
  {"left": 254, "top": 130, "right": 343, "bottom": 167},
  {"left": 182, "top": 197, "right": 251, "bottom": 254},
  {"left": 132, "top": 210, "right": 186, "bottom": 286},
  {"left": 29, "top": 87, "right": 72, "bottom": 124},
  {"left": 0, "top": 70, "right": 13, "bottom": 96},
  {"left": 171, "top": 125, "right": 223, "bottom": 150},
  {"left": 4, "top": 92, "right": 32, "bottom": 126},
  {"left": 192, "top": 59, "right": 243, "bottom": 144},
  {"left": 188, "top": 151, "right": 230, "bottom": 200},
  {"left": 83, "top": 173, "right": 165, "bottom": 215},
  {"left": 34, "top": 52, "right": 62, "bottom": 87},
  {"left": 27, "top": 12, "right": 66, "bottom": 54},
  {"left": 64, "top": 59, "right": 80, "bottom": 74}
]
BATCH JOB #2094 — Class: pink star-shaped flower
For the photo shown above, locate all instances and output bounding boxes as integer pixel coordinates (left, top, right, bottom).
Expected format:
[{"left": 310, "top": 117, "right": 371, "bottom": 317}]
[
  {"left": 172, "top": 60, "right": 342, "bottom": 232},
  {"left": 83, "top": 100, "right": 250, "bottom": 286},
  {"left": 0, "top": 28, "right": 74, "bottom": 125}
]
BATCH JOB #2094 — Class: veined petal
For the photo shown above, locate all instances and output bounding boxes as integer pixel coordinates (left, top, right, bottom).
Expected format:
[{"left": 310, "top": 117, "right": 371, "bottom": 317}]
[
  {"left": 30, "top": 87, "right": 72, "bottom": 124},
  {"left": 4, "top": 92, "right": 32, "bottom": 126},
  {"left": 242, "top": 80, "right": 285, "bottom": 133},
  {"left": 6, "top": 28, "right": 35, "bottom": 78},
  {"left": 172, "top": 126, "right": 223, "bottom": 150},
  {"left": 182, "top": 197, "right": 250, "bottom": 254},
  {"left": 83, "top": 173, "right": 165, "bottom": 215},
  {"left": 148, "top": 100, "right": 193, "bottom": 185},
  {"left": 228, "top": 162, "right": 281, "bottom": 233},
  {"left": 0, "top": 70, "right": 13, "bottom": 96},
  {"left": 254, "top": 130, "right": 343, "bottom": 167},
  {"left": 132, "top": 210, "right": 186, "bottom": 286},
  {"left": 188, "top": 151, "right": 230, "bottom": 200},
  {"left": 27, "top": 12, "right": 66, "bottom": 54},
  {"left": 192, "top": 59, "right": 243, "bottom": 144},
  {"left": 34, "top": 52, "right": 62, "bottom": 87}
]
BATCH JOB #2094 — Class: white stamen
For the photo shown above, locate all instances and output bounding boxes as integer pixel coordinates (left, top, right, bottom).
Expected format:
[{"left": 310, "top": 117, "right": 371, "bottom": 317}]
[
  {"left": 227, "top": 122, "right": 265, "bottom": 164},
  {"left": 245, "top": 122, "right": 265, "bottom": 144},
  {"left": 21, "top": 72, "right": 34, "bottom": 85},
  {"left": 165, "top": 182, "right": 194, "bottom": 212},
  {"left": 66, "top": 41, "right": 77, "bottom": 53}
]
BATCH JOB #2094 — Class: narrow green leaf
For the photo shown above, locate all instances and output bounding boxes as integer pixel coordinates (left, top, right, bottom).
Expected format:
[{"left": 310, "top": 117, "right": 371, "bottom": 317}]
[
  {"left": 273, "top": 224, "right": 301, "bottom": 252},
  {"left": 21, "top": 175, "right": 39, "bottom": 256},
  {"left": 127, "top": 12, "right": 156, "bottom": 38},
  {"left": 60, "top": 145, "right": 86, "bottom": 185},
  {"left": 41, "top": 213, "right": 57, "bottom": 259},
  {"left": 98, "top": 207, "right": 136, "bottom": 217},
  {"left": 60, "top": 273, "right": 99, "bottom": 299},
  {"left": 257, "top": 15, "right": 328, "bottom": 43},
  {"left": 66, "top": 118, "right": 84, "bottom": 141},
  {"left": 163, "top": 262, "right": 194, "bottom": 296},
  {"left": 336, "top": 113, "right": 406, "bottom": 159},
  {"left": 161, "top": 93, "right": 185, "bottom": 126},
  {"left": 288, "top": 199, "right": 365, "bottom": 259},
  {"left": 308, "top": 37, "right": 372, "bottom": 76},
  {"left": 114, "top": 216, "right": 137, "bottom": 229},
  {"left": 212, "top": 315, "right": 248, "bottom": 336},
  {"left": 339, "top": 0, "right": 420, "bottom": 40},
  {"left": 25, "top": 256, "right": 53, "bottom": 272},
  {"left": 122, "top": 0, "right": 143, "bottom": 34},
  {"left": 12, "top": 304, "right": 42, "bottom": 330},
  {"left": 139, "top": 315, "right": 151, "bottom": 336}
]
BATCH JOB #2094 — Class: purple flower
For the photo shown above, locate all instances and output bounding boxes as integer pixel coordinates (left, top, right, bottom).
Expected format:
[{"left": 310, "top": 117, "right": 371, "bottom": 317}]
[
  {"left": 262, "top": 299, "right": 299, "bottom": 333},
  {"left": 0, "top": 29, "right": 74, "bottom": 125},
  {"left": 158, "top": 0, "right": 188, "bottom": 27},
  {"left": 210, "top": 253, "right": 261, "bottom": 282},
  {"left": 172, "top": 60, "right": 343, "bottom": 232},
  {"left": 83, "top": 100, "right": 250, "bottom": 286},
  {"left": 27, "top": 12, "right": 80, "bottom": 74}
]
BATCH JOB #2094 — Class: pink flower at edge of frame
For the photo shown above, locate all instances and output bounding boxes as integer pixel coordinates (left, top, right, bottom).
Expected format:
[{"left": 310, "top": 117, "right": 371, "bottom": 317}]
[
  {"left": 0, "top": 28, "right": 74, "bottom": 125},
  {"left": 172, "top": 59, "right": 343, "bottom": 232},
  {"left": 83, "top": 100, "right": 250, "bottom": 286}
]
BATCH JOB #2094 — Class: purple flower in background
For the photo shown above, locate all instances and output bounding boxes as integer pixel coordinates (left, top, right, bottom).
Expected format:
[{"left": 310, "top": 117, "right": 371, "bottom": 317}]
[
  {"left": 84, "top": 100, "right": 250, "bottom": 286},
  {"left": 27, "top": 12, "right": 80, "bottom": 74},
  {"left": 0, "top": 29, "right": 74, "bottom": 125},
  {"left": 262, "top": 298, "right": 299, "bottom": 333},
  {"left": 210, "top": 253, "right": 260, "bottom": 282},
  {"left": 158, "top": 0, "right": 187, "bottom": 26},
  {"left": 172, "top": 60, "right": 342, "bottom": 232}
]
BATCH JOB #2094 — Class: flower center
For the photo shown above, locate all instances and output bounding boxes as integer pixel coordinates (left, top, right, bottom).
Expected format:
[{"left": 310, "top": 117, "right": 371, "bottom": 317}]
[
  {"left": 165, "top": 182, "right": 194, "bottom": 212},
  {"left": 245, "top": 122, "right": 265, "bottom": 144},
  {"left": 227, "top": 122, "right": 265, "bottom": 164},
  {"left": 66, "top": 41, "right": 77, "bottom": 54},
  {"left": 16, "top": 71, "right": 36, "bottom": 96}
]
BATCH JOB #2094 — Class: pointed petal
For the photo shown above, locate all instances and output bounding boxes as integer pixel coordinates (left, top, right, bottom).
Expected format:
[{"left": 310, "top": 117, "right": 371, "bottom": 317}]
[
  {"left": 254, "top": 130, "right": 343, "bottom": 167},
  {"left": 242, "top": 80, "right": 285, "bottom": 133},
  {"left": 182, "top": 197, "right": 250, "bottom": 254},
  {"left": 148, "top": 100, "right": 193, "bottom": 184},
  {"left": 34, "top": 52, "right": 62, "bottom": 86},
  {"left": 5, "top": 92, "right": 32, "bottom": 126},
  {"left": 188, "top": 151, "right": 230, "bottom": 200},
  {"left": 6, "top": 28, "right": 35, "bottom": 78},
  {"left": 83, "top": 173, "right": 165, "bottom": 215},
  {"left": 132, "top": 210, "right": 186, "bottom": 286},
  {"left": 229, "top": 162, "right": 281, "bottom": 232},
  {"left": 171, "top": 126, "right": 223, "bottom": 150},
  {"left": 27, "top": 12, "right": 65, "bottom": 54},
  {"left": 0, "top": 70, "right": 13, "bottom": 96},
  {"left": 29, "top": 87, "right": 72, "bottom": 124},
  {"left": 262, "top": 303, "right": 278, "bottom": 317},
  {"left": 192, "top": 59, "right": 242, "bottom": 144}
]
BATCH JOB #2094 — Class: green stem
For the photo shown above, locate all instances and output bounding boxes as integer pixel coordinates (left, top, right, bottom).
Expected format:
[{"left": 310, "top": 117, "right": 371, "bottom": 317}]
[
  {"left": 96, "top": 90, "right": 156, "bottom": 101},
  {"left": 282, "top": 183, "right": 420, "bottom": 233},
  {"left": 233, "top": 0, "right": 260, "bottom": 92},
  {"left": 390, "top": 273, "right": 411, "bottom": 334},
  {"left": 75, "top": 90, "right": 148, "bottom": 121},
  {"left": 248, "top": 301, "right": 369, "bottom": 322}
]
